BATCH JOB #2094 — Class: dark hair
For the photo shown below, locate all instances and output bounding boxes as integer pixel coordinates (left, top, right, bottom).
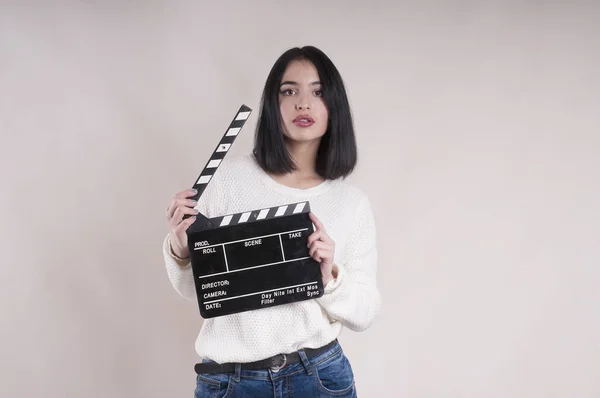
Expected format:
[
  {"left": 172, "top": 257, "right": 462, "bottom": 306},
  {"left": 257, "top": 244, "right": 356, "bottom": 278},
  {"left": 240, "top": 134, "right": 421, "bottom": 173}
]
[{"left": 252, "top": 46, "right": 357, "bottom": 180}]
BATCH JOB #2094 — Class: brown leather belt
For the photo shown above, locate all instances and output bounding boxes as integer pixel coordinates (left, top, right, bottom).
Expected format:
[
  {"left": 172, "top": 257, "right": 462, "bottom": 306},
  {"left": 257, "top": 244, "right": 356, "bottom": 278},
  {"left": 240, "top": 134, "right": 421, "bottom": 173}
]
[{"left": 194, "top": 339, "right": 338, "bottom": 374}]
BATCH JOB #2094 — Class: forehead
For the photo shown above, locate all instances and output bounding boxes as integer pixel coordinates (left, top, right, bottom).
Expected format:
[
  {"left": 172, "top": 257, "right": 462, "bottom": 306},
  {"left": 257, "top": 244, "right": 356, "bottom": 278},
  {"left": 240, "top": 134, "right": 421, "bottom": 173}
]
[{"left": 281, "top": 60, "right": 320, "bottom": 83}]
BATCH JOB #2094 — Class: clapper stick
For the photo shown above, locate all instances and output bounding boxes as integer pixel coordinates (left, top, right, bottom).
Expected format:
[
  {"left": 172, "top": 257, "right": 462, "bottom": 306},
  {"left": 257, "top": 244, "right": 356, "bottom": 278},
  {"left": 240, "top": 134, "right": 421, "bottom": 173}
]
[
  {"left": 184, "top": 104, "right": 252, "bottom": 231},
  {"left": 185, "top": 104, "right": 324, "bottom": 319}
]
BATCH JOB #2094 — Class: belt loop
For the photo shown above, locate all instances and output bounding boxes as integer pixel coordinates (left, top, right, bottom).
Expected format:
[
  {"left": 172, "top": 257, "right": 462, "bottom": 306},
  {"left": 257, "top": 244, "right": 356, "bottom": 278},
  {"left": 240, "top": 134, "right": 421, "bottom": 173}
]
[
  {"left": 233, "top": 363, "right": 241, "bottom": 382},
  {"left": 298, "top": 349, "right": 313, "bottom": 376}
]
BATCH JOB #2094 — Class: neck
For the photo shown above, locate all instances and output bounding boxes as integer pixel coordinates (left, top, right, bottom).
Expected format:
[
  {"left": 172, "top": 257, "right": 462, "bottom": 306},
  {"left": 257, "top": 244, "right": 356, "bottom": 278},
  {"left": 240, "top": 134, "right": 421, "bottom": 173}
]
[
  {"left": 285, "top": 138, "right": 320, "bottom": 177},
  {"left": 265, "top": 138, "right": 325, "bottom": 190}
]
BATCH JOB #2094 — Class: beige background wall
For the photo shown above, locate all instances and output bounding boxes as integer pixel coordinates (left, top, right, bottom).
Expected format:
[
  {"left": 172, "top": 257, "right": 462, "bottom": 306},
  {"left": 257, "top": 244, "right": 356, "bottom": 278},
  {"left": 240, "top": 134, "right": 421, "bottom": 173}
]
[{"left": 1, "top": 1, "right": 599, "bottom": 397}]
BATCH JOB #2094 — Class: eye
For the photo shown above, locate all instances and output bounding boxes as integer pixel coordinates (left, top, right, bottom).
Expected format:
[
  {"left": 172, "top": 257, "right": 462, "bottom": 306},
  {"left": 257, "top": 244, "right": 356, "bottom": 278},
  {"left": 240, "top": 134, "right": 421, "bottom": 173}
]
[
  {"left": 280, "top": 88, "right": 296, "bottom": 96},
  {"left": 314, "top": 90, "right": 323, "bottom": 97}
]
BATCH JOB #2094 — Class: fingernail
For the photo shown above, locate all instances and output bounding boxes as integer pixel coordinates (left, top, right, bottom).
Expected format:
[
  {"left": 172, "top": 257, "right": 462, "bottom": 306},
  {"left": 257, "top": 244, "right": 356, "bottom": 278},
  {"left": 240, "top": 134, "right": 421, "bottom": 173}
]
[
  {"left": 191, "top": 188, "right": 198, "bottom": 194},
  {"left": 191, "top": 200, "right": 197, "bottom": 205}
]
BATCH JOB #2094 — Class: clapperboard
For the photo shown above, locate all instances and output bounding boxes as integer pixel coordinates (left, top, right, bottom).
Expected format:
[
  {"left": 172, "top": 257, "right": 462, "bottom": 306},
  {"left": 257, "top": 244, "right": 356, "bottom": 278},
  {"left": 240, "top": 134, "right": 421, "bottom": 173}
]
[{"left": 186, "top": 104, "right": 323, "bottom": 318}]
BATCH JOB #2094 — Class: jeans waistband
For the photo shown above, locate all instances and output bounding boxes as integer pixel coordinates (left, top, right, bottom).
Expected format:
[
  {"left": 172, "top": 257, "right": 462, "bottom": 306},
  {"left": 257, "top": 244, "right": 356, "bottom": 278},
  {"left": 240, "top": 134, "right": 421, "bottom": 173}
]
[{"left": 194, "top": 339, "right": 340, "bottom": 376}]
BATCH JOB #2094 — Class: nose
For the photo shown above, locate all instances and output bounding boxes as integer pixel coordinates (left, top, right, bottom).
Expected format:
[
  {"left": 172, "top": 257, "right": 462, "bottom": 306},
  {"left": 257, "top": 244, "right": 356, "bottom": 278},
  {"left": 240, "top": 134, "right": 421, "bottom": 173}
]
[{"left": 295, "top": 93, "right": 311, "bottom": 110}]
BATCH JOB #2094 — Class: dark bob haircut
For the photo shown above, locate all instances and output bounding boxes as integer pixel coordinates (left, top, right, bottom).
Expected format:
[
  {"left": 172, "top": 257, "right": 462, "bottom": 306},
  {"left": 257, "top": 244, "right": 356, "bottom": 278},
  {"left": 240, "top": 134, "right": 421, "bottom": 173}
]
[{"left": 252, "top": 46, "right": 357, "bottom": 180}]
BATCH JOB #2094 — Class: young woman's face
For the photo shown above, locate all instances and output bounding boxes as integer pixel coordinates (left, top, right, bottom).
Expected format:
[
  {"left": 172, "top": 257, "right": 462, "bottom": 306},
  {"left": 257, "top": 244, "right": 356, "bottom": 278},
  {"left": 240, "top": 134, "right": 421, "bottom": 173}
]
[{"left": 278, "top": 60, "right": 329, "bottom": 144}]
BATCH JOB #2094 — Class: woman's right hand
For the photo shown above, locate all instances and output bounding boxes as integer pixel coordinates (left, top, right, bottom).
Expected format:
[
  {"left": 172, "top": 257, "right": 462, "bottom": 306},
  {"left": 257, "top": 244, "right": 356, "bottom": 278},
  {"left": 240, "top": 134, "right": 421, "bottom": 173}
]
[{"left": 165, "top": 188, "right": 199, "bottom": 259}]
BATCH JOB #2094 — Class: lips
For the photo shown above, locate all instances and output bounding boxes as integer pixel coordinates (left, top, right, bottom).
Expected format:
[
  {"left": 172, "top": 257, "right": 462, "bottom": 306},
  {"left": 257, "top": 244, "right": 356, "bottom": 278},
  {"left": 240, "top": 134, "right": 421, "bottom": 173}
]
[{"left": 292, "top": 115, "right": 315, "bottom": 127}]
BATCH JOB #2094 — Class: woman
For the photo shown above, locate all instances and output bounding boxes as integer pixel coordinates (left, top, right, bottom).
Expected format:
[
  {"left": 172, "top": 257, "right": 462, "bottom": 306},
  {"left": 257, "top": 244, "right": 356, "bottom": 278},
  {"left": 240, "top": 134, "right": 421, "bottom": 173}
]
[{"left": 163, "top": 45, "right": 381, "bottom": 397}]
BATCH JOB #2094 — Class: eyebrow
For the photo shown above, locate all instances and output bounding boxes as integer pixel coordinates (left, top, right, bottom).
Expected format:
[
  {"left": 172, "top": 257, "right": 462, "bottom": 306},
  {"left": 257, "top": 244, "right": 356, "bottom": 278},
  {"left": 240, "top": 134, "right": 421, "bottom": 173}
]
[{"left": 279, "top": 80, "right": 322, "bottom": 87}]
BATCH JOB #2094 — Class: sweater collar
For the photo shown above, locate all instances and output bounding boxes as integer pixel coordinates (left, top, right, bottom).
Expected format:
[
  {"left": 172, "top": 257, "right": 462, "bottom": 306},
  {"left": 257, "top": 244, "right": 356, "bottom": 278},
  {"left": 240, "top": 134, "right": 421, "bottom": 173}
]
[{"left": 245, "top": 153, "right": 335, "bottom": 197}]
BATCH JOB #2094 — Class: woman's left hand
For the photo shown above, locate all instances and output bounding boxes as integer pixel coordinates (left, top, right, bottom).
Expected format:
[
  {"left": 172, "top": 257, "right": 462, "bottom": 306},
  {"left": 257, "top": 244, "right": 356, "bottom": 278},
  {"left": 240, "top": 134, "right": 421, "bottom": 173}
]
[{"left": 307, "top": 212, "right": 337, "bottom": 287}]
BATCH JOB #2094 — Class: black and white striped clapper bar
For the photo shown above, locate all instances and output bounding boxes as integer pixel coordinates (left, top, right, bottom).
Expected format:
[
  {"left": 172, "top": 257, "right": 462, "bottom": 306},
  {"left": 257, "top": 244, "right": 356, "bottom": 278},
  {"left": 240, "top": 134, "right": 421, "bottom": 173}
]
[{"left": 186, "top": 104, "right": 323, "bottom": 318}]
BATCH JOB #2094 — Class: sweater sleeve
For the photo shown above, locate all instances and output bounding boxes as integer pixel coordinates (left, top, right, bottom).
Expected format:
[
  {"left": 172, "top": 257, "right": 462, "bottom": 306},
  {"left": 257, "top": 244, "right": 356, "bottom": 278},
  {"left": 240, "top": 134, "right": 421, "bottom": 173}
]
[
  {"left": 315, "top": 195, "right": 382, "bottom": 332},
  {"left": 162, "top": 233, "right": 197, "bottom": 302},
  {"left": 162, "top": 167, "right": 226, "bottom": 303}
]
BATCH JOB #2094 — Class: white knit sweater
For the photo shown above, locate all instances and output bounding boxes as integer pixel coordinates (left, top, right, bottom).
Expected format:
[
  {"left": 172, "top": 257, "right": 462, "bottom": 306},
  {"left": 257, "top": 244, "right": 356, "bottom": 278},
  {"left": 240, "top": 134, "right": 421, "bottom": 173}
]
[{"left": 162, "top": 153, "right": 381, "bottom": 364}]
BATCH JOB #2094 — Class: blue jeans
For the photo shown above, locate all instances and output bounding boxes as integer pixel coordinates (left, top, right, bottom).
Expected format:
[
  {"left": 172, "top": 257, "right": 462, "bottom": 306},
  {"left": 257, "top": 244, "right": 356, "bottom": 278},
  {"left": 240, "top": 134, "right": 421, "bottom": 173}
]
[{"left": 194, "top": 340, "right": 357, "bottom": 397}]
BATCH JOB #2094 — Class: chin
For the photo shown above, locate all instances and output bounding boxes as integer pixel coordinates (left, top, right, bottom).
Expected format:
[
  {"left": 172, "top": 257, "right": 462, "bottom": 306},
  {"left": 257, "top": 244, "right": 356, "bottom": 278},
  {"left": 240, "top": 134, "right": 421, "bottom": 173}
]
[
  {"left": 284, "top": 134, "right": 324, "bottom": 144},
  {"left": 284, "top": 127, "right": 326, "bottom": 143}
]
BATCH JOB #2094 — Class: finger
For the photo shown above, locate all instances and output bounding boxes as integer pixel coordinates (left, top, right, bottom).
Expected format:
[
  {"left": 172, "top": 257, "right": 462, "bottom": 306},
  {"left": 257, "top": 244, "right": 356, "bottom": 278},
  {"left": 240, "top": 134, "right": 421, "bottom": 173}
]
[
  {"left": 167, "top": 189, "right": 198, "bottom": 218},
  {"left": 173, "top": 205, "right": 199, "bottom": 221},
  {"left": 307, "top": 231, "right": 323, "bottom": 247},
  {"left": 166, "top": 198, "right": 197, "bottom": 220},
  {"left": 308, "top": 240, "right": 329, "bottom": 252},
  {"left": 311, "top": 248, "right": 332, "bottom": 263},
  {"left": 307, "top": 230, "right": 330, "bottom": 245},
  {"left": 175, "top": 188, "right": 198, "bottom": 200},
  {"left": 166, "top": 199, "right": 176, "bottom": 220},
  {"left": 170, "top": 205, "right": 198, "bottom": 228},
  {"left": 307, "top": 230, "right": 334, "bottom": 247},
  {"left": 310, "top": 247, "right": 322, "bottom": 262},
  {"left": 309, "top": 241, "right": 331, "bottom": 258},
  {"left": 309, "top": 212, "right": 325, "bottom": 232},
  {"left": 175, "top": 215, "right": 196, "bottom": 235}
]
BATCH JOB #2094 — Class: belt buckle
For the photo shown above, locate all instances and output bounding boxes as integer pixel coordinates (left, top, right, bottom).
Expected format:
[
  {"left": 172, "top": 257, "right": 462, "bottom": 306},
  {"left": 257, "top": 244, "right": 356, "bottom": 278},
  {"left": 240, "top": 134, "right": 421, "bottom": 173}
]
[{"left": 270, "top": 354, "right": 287, "bottom": 373}]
